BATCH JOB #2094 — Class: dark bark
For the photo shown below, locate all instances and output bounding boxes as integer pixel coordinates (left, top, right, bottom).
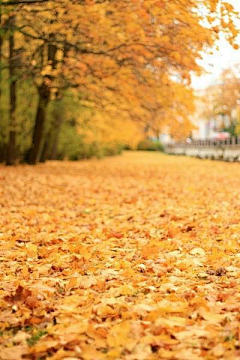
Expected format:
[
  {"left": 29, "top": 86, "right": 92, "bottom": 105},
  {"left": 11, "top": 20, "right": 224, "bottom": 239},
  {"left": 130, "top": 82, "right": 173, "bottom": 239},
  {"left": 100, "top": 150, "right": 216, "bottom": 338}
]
[
  {"left": 0, "top": 6, "right": 5, "bottom": 162},
  {"left": 48, "top": 43, "right": 57, "bottom": 69},
  {"left": 2, "top": 0, "right": 49, "bottom": 6},
  {"left": 6, "top": 16, "right": 17, "bottom": 166},
  {"left": 39, "top": 131, "right": 51, "bottom": 162},
  {"left": 26, "top": 35, "right": 57, "bottom": 164},
  {"left": 50, "top": 113, "right": 63, "bottom": 159},
  {"left": 0, "top": 144, "right": 7, "bottom": 162},
  {"left": 39, "top": 104, "right": 63, "bottom": 162},
  {"left": 0, "top": 4, "right": 2, "bottom": 104},
  {"left": 26, "top": 83, "right": 50, "bottom": 164}
]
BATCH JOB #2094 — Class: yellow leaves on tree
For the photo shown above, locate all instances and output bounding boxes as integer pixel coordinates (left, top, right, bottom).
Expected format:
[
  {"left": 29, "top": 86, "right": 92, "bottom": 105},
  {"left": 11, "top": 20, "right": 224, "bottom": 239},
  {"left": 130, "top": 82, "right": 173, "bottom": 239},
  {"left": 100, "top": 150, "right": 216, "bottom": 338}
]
[
  {"left": 4, "top": 0, "right": 238, "bottom": 140},
  {"left": 78, "top": 109, "right": 143, "bottom": 148}
]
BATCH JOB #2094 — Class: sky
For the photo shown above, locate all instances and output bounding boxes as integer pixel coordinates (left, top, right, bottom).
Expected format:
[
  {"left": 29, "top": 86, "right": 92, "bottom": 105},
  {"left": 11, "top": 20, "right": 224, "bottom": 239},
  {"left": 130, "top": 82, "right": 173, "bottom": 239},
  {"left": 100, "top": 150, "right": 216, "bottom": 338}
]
[{"left": 192, "top": 0, "right": 240, "bottom": 90}]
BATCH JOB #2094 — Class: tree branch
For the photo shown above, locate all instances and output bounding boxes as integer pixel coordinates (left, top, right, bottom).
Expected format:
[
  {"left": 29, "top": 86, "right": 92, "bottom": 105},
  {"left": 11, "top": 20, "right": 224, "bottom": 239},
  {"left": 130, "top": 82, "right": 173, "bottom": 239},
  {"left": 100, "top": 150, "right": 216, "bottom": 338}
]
[{"left": 0, "top": 0, "right": 49, "bottom": 6}]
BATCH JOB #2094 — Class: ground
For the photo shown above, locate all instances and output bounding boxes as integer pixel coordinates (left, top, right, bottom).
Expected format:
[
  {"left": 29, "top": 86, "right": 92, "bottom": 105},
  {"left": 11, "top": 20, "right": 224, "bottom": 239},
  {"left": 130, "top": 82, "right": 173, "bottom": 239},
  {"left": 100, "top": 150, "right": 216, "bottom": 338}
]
[{"left": 1, "top": 151, "right": 240, "bottom": 360}]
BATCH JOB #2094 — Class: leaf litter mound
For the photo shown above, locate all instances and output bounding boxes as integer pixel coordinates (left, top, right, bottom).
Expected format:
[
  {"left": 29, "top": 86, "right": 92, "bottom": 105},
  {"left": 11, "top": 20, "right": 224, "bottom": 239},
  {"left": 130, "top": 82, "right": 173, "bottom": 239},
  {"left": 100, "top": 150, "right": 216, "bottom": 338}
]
[{"left": 1, "top": 152, "right": 240, "bottom": 359}]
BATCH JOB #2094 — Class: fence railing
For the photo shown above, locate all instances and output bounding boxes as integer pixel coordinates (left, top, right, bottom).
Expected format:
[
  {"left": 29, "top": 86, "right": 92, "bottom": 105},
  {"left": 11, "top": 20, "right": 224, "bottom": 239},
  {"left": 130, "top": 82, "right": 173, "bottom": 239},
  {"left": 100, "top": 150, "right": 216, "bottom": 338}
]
[
  {"left": 165, "top": 137, "right": 240, "bottom": 162},
  {"left": 167, "top": 137, "right": 240, "bottom": 149}
]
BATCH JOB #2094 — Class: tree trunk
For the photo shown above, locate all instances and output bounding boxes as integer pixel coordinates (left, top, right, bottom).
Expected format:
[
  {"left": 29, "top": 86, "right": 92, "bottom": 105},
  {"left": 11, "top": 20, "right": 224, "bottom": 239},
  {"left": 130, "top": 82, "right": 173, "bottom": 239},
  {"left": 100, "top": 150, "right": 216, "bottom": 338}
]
[
  {"left": 50, "top": 113, "right": 63, "bottom": 160},
  {"left": 39, "top": 131, "right": 51, "bottom": 163},
  {"left": 39, "top": 108, "right": 63, "bottom": 162},
  {"left": 26, "top": 83, "right": 50, "bottom": 164},
  {"left": 0, "top": 4, "right": 2, "bottom": 104},
  {"left": 6, "top": 15, "right": 17, "bottom": 166},
  {"left": 26, "top": 35, "right": 58, "bottom": 165}
]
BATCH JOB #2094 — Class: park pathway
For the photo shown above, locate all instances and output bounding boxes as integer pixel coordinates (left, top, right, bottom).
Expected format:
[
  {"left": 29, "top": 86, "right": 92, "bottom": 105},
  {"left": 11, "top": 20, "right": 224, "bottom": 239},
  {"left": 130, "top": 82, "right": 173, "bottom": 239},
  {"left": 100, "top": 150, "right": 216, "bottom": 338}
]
[{"left": 1, "top": 152, "right": 240, "bottom": 359}]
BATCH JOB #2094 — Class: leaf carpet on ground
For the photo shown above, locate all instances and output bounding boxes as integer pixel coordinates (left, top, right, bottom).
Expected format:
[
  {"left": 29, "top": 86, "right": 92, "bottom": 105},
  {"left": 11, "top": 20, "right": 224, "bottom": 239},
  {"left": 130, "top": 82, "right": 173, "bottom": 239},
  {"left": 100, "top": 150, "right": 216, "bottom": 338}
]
[{"left": 1, "top": 152, "right": 240, "bottom": 359}]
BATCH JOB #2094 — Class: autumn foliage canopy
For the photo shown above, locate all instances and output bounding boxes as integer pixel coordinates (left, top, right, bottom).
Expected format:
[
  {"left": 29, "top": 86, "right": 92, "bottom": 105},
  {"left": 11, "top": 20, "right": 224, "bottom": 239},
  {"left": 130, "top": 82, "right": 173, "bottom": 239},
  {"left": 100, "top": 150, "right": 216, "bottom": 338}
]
[{"left": 0, "top": 0, "right": 239, "bottom": 163}]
